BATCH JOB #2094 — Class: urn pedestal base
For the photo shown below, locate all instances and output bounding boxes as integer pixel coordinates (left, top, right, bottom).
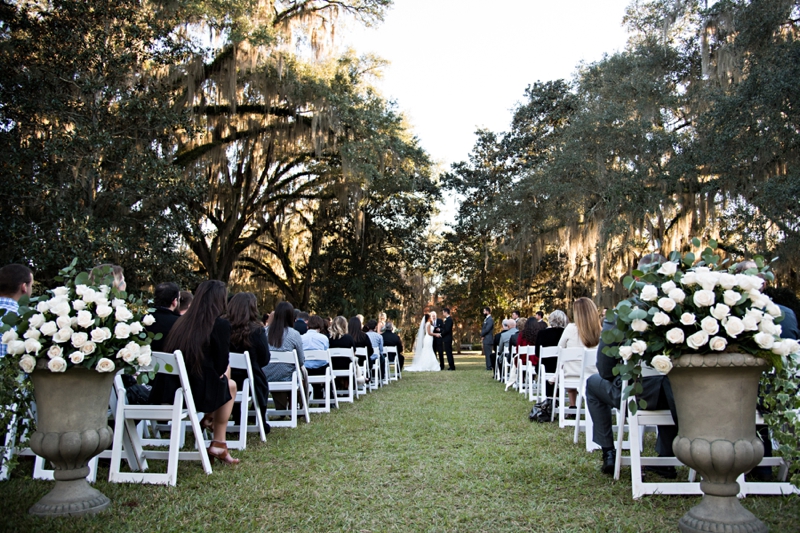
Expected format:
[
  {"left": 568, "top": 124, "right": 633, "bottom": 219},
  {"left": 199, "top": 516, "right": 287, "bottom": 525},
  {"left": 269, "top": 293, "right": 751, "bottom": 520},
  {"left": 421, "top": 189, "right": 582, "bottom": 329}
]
[
  {"left": 679, "top": 494, "right": 767, "bottom": 533},
  {"left": 28, "top": 478, "right": 110, "bottom": 517}
]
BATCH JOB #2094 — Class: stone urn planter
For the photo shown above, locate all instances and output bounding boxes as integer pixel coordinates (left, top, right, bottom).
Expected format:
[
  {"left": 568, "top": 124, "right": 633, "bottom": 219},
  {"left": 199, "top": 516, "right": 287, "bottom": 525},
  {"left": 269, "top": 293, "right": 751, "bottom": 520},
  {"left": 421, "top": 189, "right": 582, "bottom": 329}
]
[
  {"left": 28, "top": 367, "right": 114, "bottom": 517},
  {"left": 669, "top": 353, "right": 770, "bottom": 533}
]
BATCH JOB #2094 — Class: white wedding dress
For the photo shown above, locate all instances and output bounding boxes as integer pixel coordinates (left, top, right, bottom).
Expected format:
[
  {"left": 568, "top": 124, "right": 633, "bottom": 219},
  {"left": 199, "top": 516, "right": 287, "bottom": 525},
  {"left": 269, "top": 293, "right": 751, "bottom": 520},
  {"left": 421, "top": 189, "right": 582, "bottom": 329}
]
[{"left": 406, "top": 319, "right": 441, "bottom": 372}]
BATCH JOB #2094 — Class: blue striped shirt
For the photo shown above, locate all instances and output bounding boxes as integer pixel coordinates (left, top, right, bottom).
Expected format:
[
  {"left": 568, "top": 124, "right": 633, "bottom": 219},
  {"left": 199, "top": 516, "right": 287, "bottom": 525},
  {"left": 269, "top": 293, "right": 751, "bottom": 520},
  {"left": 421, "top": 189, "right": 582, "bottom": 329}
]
[{"left": 0, "top": 297, "right": 20, "bottom": 358}]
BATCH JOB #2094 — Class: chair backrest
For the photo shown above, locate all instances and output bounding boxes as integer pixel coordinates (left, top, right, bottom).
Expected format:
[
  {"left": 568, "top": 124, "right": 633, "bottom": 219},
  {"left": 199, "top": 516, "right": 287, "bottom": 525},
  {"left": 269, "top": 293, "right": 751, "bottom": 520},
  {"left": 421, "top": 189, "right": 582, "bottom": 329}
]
[
  {"left": 150, "top": 350, "right": 180, "bottom": 375},
  {"left": 355, "top": 347, "right": 368, "bottom": 357},
  {"left": 641, "top": 362, "right": 663, "bottom": 377},
  {"left": 583, "top": 347, "right": 598, "bottom": 369},
  {"left": 269, "top": 350, "right": 298, "bottom": 365},
  {"left": 329, "top": 347, "right": 356, "bottom": 362},
  {"left": 539, "top": 346, "right": 559, "bottom": 360},
  {"left": 558, "top": 347, "right": 585, "bottom": 363},
  {"left": 304, "top": 349, "right": 331, "bottom": 363},
  {"left": 228, "top": 351, "right": 248, "bottom": 371},
  {"left": 151, "top": 350, "right": 197, "bottom": 409},
  {"left": 384, "top": 345, "right": 398, "bottom": 355}
]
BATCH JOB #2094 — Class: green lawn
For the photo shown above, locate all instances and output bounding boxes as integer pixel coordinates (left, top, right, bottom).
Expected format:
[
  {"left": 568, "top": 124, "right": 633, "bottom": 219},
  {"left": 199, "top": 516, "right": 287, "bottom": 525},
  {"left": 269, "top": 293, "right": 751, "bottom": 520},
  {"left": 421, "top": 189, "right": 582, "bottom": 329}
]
[{"left": 1, "top": 353, "right": 798, "bottom": 532}]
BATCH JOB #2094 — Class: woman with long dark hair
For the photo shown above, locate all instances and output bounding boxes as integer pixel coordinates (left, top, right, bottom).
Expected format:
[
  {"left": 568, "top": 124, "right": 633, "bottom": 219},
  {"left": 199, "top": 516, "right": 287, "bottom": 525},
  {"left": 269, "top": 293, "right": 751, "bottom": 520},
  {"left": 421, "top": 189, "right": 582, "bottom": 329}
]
[
  {"left": 264, "top": 301, "right": 307, "bottom": 411},
  {"left": 517, "top": 317, "right": 547, "bottom": 368},
  {"left": 348, "top": 316, "right": 374, "bottom": 380},
  {"left": 164, "top": 280, "right": 239, "bottom": 464},
  {"left": 227, "top": 292, "right": 270, "bottom": 421}
]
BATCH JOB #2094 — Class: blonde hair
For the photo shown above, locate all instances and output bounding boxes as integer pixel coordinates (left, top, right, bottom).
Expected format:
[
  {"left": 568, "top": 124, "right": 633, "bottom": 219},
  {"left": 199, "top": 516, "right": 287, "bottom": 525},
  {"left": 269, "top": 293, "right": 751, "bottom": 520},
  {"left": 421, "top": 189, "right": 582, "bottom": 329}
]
[
  {"left": 517, "top": 317, "right": 527, "bottom": 330},
  {"left": 573, "top": 298, "right": 600, "bottom": 348},
  {"left": 329, "top": 316, "right": 348, "bottom": 339}
]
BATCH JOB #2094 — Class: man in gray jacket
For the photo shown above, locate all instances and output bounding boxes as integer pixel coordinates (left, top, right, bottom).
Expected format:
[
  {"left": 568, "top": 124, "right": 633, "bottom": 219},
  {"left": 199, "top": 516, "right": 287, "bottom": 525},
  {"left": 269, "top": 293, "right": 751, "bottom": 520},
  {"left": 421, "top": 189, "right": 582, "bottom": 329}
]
[{"left": 480, "top": 306, "right": 494, "bottom": 371}]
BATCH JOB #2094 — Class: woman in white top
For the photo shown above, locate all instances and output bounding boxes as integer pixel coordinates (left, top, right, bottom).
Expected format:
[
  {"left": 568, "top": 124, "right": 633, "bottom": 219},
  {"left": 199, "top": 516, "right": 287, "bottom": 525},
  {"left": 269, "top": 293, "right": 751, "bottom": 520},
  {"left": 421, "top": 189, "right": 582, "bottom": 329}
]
[{"left": 557, "top": 297, "right": 601, "bottom": 408}]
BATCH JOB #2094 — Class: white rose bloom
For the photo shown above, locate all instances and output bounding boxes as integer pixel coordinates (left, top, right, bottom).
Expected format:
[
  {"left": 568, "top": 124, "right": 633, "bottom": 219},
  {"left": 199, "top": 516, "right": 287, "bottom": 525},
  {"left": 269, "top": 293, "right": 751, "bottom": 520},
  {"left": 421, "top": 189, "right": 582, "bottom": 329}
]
[
  {"left": 667, "top": 288, "right": 686, "bottom": 304},
  {"left": 653, "top": 312, "right": 671, "bottom": 327},
  {"left": 94, "top": 297, "right": 109, "bottom": 308},
  {"left": 138, "top": 344, "right": 151, "bottom": 358},
  {"left": 96, "top": 358, "right": 115, "bottom": 373},
  {"left": 81, "top": 288, "right": 98, "bottom": 304},
  {"left": 631, "top": 319, "right": 648, "bottom": 332},
  {"left": 618, "top": 346, "right": 633, "bottom": 361},
  {"left": 48, "top": 357, "right": 67, "bottom": 372},
  {"left": 641, "top": 284, "right": 659, "bottom": 302},
  {"left": 661, "top": 280, "right": 677, "bottom": 294},
  {"left": 775, "top": 324, "right": 783, "bottom": 336},
  {"left": 129, "top": 322, "right": 143, "bottom": 335},
  {"left": 754, "top": 332, "right": 775, "bottom": 350},
  {"left": 666, "top": 327, "right": 685, "bottom": 344},
  {"left": 142, "top": 314, "right": 155, "bottom": 326},
  {"left": 693, "top": 290, "right": 716, "bottom": 307},
  {"left": 53, "top": 328, "right": 73, "bottom": 344},
  {"left": 99, "top": 285, "right": 111, "bottom": 296},
  {"left": 95, "top": 304, "right": 113, "bottom": 319},
  {"left": 52, "top": 286, "right": 69, "bottom": 297},
  {"left": 749, "top": 290, "right": 769, "bottom": 309},
  {"left": 631, "top": 340, "right": 648, "bottom": 355},
  {"left": 696, "top": 271, "right": 720, "bottom": 291},
  {"left": 55, "top": 315, "right": 71, "bottom": 330},
  {"left": 72, "top": 299, "right": 87, "bottom": 311},
  {"left": 80, "top": 341, "right": 96, "bottom": 355},
  {"left": 24, "top": 338, "right": 42, "bottom": 354},
  {"left": 51, "top": 301, "right": 71, "bottom": 317},
  {"left": 115, "top": 306, "right": 134, "bottom": 322},
  {"left": 101, "top": 327, "right": 112, "bottom": 340},
  {"left": 124, "top": 341, "right": 141, "bottom": 355},
  {"left": 90, "top": 328, "right": 107, "bottom": 343},
  {"left": 700, "top": 316, "right": 720, "bottom": 335},
  {"left": 680, "top": 312, "right": 696, "bottom": 326},
  {"left": 657, "top": 297, "right": 677, "bottom": 312},
  {"left": 686, "top": 330, "right": 709, "bottom": 350},
  {"left": 718, "top": 273, "right": 737, "bottom": 290},
  {"left": 741, "top": 314, "right": 759, "bottom": 331},
  {"left": 137, "top": 352, "right": 152, "bottom": 367},
  {"left": 75, "top": 284, "right": 88, "bottom": 296},
  {"left": 758, "top": 319, "right": 778, "bottom": 336},
  {"left": 709, "top": 336, "right": 728, "bottom": 352},
  {"left": 19, "top": 354, "right": 36, "bottom": 373},
  {"left": 36, "top": 301, "right": 50, "bottom": 313},
  {"left": 69, "top": 351, "right": 85, "bottom": 364},
  {"left": 681, "top": 272, "right": 697, "bottom": 286},
  {"left": 724, "top": 316, "right": 745, "bottom": 338},
  {"left": 657, "top": 261, "right": 678, "bottom": 276},
  {"left": 781, "top": 339, "right": 800, "bottom": 355},
  {"left": 70, "top": 316, "right": 78, "bottom": 328},
  {"left": 722, "top": 290, "right": 742, "bottom": 307},
  {"left": 47, "top": 345, "right": 63, "bottom": 359},
  {"left": 111, "top": 298, "right": 126, "bottom": 308},
  {"left": 116, "top": 347, "right": 133, "bottom": 361},
  {"left": 40, "top": 321, "right": 58, "bottom": 336},
  {"left": 735, "top": 274, "right": 758, "bottom": 292},
  {"left": 23, "top": 329, "right": 41, "bottom": 340},
  {"left": 29, "top": 313, "right": 46, "bottom": 329},
  {"left": 771, "top": 341, "right": 792, "bottom": 357},
  {"left": 6, "top": 340, "right": 26, "bottom": 355},
  {"left": 114, "top": 323, "right": 131, "bottom": 339},
  {"left": 2, "top": 330, "right": 19, "bottom": 344},
  {"left": 765, "top": 302, "right": 782, "bottom": 318},
  {"left": 76, "top": 310, "right": 94, "bottom": 329},
  {"left": 651, "top": 355, "right": 673, "bottom": 374},
  {"left": 710, "top": 304, "right": 731, "bottom": 322},
  {"left": 71, "top": 331, "right": 89, "bottom": 348}
]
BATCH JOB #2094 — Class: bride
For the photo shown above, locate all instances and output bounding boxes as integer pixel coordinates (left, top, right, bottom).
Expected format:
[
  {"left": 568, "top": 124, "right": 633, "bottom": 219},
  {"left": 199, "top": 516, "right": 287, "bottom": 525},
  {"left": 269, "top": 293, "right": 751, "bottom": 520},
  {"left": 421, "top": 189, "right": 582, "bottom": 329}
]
[{"left": 405, "top": 312, "right": 441, "bottom": 372}]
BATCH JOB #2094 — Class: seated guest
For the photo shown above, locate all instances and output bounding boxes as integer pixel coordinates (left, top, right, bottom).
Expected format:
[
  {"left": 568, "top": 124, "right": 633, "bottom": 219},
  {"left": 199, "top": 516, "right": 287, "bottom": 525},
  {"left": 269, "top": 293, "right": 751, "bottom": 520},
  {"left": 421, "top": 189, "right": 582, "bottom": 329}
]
[
  {"left": 164, "top": 280, "right": 239, "bottom": 464},
  {"left": 0, "top": 264, "right": 34, "bottom": 358},
  {"left": 365, "top": 319, "right": 386, "bottom": 378},
  {"left": 264, "top": 302, "right": 308, "bottom": 411},
  {"left": 557, "top": 297, "right": 600, "bottom": 409},
  {"left": 381, "top": 321, "right": 405, "bottom": 370},
  {"left": 227, "top": 292, "right": 270, "bottom": 422},
  {"left": 322, "top": 317, "right": 331, "bottom": 336},
  {"left": 329, "top": 316, "right": 357, "bottom": 389},
  {"left": 535, "top": 311, "right": 545, "bottom": 322},
  {"left": 146, "top": 282, "right": 183, "bottom": 405},
  {"left": 179, "top": 290, "right": 193, "bottom": 315},
  {"left": 535, "top": 310, "right": 568, "bottom": 398},
  {"left": 302, "top": 315, "right": 330, "bottom": 398},
  {"left": 517, "top": 317, "right": 546, "bottom": 368},
  {"left": 377, "top": 312, "right": 387, "bottom": 334},
  {"left": 348, "top": 316, "right": 374, "bottom": 381},
  {"left": 88, "top": 263, "right": 126, "bottom": 291},
  {"left": 509, "top": 317, "right": 526, "bottom": 356},
  {"left": 294, "top": 311, "right": 309, "bottom": 334},
  {"left": 499, "top": 319, "right": 518, "bottom": 363}
]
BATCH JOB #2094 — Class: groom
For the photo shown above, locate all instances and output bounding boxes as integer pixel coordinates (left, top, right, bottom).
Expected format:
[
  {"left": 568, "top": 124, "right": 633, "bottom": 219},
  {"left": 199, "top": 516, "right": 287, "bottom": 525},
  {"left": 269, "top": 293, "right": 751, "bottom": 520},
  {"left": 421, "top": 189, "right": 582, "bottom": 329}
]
[
  {"left": 432, "top": 313, "right": 444, "bottom": 369},
  {"left": 438, "top": 308, "right": 455, "bottom": 371}
]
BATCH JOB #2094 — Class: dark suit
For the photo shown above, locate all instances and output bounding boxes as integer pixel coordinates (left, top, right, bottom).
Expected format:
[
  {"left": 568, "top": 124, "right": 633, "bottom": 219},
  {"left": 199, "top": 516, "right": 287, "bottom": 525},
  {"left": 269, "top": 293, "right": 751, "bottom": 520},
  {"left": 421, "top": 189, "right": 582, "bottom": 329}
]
[
  {"left": 381, "top": 330, "right": 404, "bottom": 370},
  {"left": 431, "top": 318, "right": 444, "bottom": 369},
  {"left": 480, "top": 315, "right": 494, "bottom": 370},
  {"left": 147, "top": 307, "right": 180, "bottom": 352},
  {"left": 440, "top": 316, "right": 454, "bottom": 370},
  {"left": 146, "top": 307, "right": 181, "bottom": 405}
]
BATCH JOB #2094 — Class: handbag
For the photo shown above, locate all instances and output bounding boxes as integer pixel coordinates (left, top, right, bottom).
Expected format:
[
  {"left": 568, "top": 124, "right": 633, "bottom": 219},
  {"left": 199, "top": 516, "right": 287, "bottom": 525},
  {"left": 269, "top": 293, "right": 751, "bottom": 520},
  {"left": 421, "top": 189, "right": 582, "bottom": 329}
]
[{"left": 528, "top": 399, "right": 553, "bottom": 423}]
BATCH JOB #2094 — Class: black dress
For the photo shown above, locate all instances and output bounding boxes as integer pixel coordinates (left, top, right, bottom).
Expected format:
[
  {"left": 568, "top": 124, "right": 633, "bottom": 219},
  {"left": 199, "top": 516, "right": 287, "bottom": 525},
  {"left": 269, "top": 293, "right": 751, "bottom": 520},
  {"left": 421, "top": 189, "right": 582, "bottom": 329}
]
[
  {"left": 535, "top": 327, "right": 565, "bottom": 398},
  {"left": 329, "top": 334, "right": 356, "bottom": 371},
  {"left": 230, "top": 327, "right": 271, "bottom": 416},
  {"left": 187, "top": 317, "right": 233, "bottom": 413}
]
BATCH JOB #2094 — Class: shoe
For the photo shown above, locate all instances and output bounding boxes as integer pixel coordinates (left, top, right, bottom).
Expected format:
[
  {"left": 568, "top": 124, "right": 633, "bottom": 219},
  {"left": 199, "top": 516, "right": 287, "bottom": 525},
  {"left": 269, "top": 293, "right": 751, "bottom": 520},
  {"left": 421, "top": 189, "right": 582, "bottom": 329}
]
[
  {"left": 644, "top": 465, "right": 678, "bottom": 479},
  {"left": 207, "top": 440, "right": 240, "bottom": 465},
  {"left": 447, "top": 368, "right": 455, "bottom": 371},
  {"left": 601, "top": 449, "right": 616, "bottom": 475}
]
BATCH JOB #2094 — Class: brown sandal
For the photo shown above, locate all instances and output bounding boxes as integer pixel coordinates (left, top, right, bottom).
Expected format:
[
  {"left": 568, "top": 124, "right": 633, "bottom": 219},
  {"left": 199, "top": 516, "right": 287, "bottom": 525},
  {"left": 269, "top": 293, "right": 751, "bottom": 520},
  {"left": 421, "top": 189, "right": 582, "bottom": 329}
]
[{"left": 207, "top": 441, "right": 240, "bottom": 465}]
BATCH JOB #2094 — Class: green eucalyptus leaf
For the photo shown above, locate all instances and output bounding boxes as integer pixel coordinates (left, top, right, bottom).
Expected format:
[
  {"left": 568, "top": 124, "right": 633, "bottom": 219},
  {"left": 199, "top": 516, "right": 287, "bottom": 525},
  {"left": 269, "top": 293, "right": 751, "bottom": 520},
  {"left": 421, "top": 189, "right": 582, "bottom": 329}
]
[
  {"left": 708, "top": 239, "right": 717, "bottom": 249},
  {"left": 692, "top": 237, "right": 701, "bottom": 248},
  {"left": 683, "top": 252, "right": 695, "bottom": 267}
]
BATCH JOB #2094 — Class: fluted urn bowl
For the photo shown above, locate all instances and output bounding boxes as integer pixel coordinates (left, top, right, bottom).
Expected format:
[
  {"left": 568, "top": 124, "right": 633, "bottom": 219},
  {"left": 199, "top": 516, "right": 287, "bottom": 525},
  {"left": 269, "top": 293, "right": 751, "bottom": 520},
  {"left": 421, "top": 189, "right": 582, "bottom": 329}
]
[
  {"left": 28, "top": 367, "right": 114, "bottom": 517},
  {"left": 669, "top": 353, "right": 770, "bottom": 533}
]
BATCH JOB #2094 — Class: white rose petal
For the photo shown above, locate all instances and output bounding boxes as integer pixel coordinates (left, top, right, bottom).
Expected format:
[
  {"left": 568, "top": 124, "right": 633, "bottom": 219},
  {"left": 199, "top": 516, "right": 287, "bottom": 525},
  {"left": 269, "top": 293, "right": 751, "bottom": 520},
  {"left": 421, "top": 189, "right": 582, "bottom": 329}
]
[
  {"left": 115, "top": 306, "right": 134, "bottom": 322},
  {"left": 709, "top": 336, "right": 728, "bottom": 351},
  {"left": 701, "top": 316, "right": 720, "bottom": 335},
  {"left": 686, "top": 330, "right": 709, "bottom": 350},
  {"left": 657, "top": 297, "right": 677, "bottom": 312},
  {"left": 653, "top": 312, "right": 671, "bottom": 327},
  {"left": 137, "top": 352, "right": 152, "bottom": 367},
  {"left": 47, "top": 345, "right": 63, "bottom": 359},
  {"left": 142, "top": 314, "right": 155, "bottom": 326},
  {"left": 735, "top": 274, "right": 759, "bottom": 292},
  {"left": 781, "top": 339, "right": 800, "bottom": 355},
  {"left": 758, "top": 319, "right": 778, "bottom": 336},
  {"left": 51, "top": 286, "right": 69, "bottom": 297},
  {"left": 71, "top": 331, "right": 89, "bottom": 348},
  {"left": 138, "top": 344, "right": 151, "bottom": 358},
  {"left": 96, "top": 358, "right": 115, "bottom": 373},
  {"left": 749, "top": 290, "right": 769, "bottom": 309},
  {"left": 99, "top": 285, "right": 111, "bottom": 296},
  {"left": 765, "top": 302, "right": 782, "bottom": 318},
  {"left": 681, "top": 272, "right": 697, "bottom": 286},
  {"left": 129, "top": 322, "right": 143, "bottom": 335},
  {"left": 666, "top": 327, "right": 685, "bottom": 344},
  {"left": 36, "top": 301, "right": 50, "bottom": 313},
  {"left": 23, "top": 329, "right": 41, "bottom": 340},
  {"left": 69, "top": 351, "right": 85, "bottom": 364},
  {"left": 29, "top": 313, "right": 46, "bottom": 329},
  {"left": 657, "top": 262, "right": 678, "bottom": 276},
  {"left": 72, "top": 299, "right": 87, "bottom": 311},
  {"left": 76, "top": 310, "right": 94, "bottom": 329},
  {"left": 117, "top": 348, "right": 134, "bottom": 362},
  {"left": 95, "top": 305, "right": 113, "bottom": 319},
  {"left": 112, "top": 298, "right": 126, "bottom": 308},
  {"left": 718, "top": 273, "right": 737, "bottom": 290},
  {"left": 710, "top": 304, "right": 731, "bottom": 322},
  {"left": 124, "top": 341, "right": 141, "bottom": 355},
  {"left": 95, "top": 297, "right": 109, "bottom": 308},
  {"left": 631, "top": 319, "right": 648, "bottom": 332},
  {"left": 75, "top": 284, "right": 88, "bottom": 296},
  {"left": 55, "top": 315, "right": 72, "bottom": 329},
  {"left": 631, "top": 339, "right": 648, "bottom": 355},
  {"left": 723, "top": 290, "right": 742, "bottom": 307},
  {"left": 741, "top": 314, "right": 759, "bottom": 331},
  {"left": 693, "top": 290, "right": 716, "bottom": 307},
  {"left": 47, "top": 357, "right": 67, "bottom": 373},
  {"left": 101, "top": 327, "right": 112, "bottom": 340},
  {"left": 114, "top": 323, "right": 131, "bottom": 339},
  {"left": 753, "top": 332, "right": 775, "bottom": 350},
  {"left": 771, "top": 341, "right": 792, "bottom": 357},
  {"left": 6, "top": 340, "right": 26, "bottom": 355},
  {"left": 51, "top": 301, "right": 71, "bottom": 317},
  {"left": 2, "top": 330, "right": 19, "bottom": 344},
  {"left": 667, "top": 288, "right": 686, "bottom": 304},
  {"left": 53, "top": 328, "right": 73, "bottom": 344},
  {"left": 81, "top": 288, "right": 98, "bottom": 304},
  {"left": 724, "top": 316, "right": 745, "bottom": 338},
  {"left": 696, "top": 271, "right": 720, "bottom": 291},
  {"left": 661, "top": 280, "right": 677, "bottom": 294},
  {"left": 641, "top": 285, "right": 659, "bottom": 302},
  {"left": 619, "top": 346, "right": 633, "bottom": 361},
  {"left": 90, "top": 328, "right": 108, "bottom": 343},
  {"left": 23, "top": 338, "right": 42, "bottom": 354},
  {"left": 651, "top": 355, "right": 673, "bottom": 374},
  {"left": 80, "top": 341, "right": 96, "bottom": 355},
  {"left": 19, "top": 354, "right": 36, "bottom": 373}
]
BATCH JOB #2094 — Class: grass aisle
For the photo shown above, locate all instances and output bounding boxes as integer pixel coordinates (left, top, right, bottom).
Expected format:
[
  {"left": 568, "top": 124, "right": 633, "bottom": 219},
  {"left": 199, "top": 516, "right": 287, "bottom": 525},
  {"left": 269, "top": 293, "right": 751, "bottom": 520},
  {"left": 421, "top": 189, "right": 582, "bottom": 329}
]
[{"left": 1, "top": 353, "right": 798, "bottom": 532}]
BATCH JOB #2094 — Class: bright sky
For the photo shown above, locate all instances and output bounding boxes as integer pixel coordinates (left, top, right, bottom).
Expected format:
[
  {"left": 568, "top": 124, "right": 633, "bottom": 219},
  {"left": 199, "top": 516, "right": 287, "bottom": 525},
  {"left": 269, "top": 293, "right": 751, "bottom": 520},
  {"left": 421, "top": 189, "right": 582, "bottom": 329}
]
[{"left": 341, "top": 0, "right": 633, "bottom": 171}]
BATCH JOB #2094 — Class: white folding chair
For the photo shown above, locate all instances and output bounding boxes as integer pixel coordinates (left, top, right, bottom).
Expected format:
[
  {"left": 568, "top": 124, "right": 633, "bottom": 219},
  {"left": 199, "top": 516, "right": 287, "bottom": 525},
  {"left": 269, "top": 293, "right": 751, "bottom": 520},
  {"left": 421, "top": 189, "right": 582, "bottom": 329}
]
[
  {"left": 329, "top": 347, "right": 357, "bottom": 403},
  {"left": 368, "top": 350, "right": 382, "bottom": 391},
  {"left": 266, "top": 350, "right": 310, "bottom": 428},
  {"left": 385, "top": 345, "right": 401, "bottom": 381},
  {"left": 226, "top": 351, "right": 267, "bottom": 449},
  {"left": 517, "top": 345, "right": 532, "bottom": 395},
  {"left": 534, "top": 346, "right": 559, "bottom": 403},
  {"left": 355, "top": 347, "right": 370, "bottom": 395},
  {"left": 524, "top": 347, "right": 539, "bottom": 400},
  {"left": 109, "top": 350, "right": 212, "bottom": 486},
  {"left": 573, "top": 347, "right": 600, "bottom": 451},
  {"left": 551, "top": 347, "right": 585, "bottom": 425},
  {"left": 305, "top": 349, "right": 339, "bottom": 413}
]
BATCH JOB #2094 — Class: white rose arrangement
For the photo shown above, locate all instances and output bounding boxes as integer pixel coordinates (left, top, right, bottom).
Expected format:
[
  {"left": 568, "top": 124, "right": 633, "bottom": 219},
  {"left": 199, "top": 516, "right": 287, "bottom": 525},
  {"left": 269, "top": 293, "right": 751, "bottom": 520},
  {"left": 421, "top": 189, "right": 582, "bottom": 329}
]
[{"left": 0, "top": 259, "right": 161, "bottom": 380}]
